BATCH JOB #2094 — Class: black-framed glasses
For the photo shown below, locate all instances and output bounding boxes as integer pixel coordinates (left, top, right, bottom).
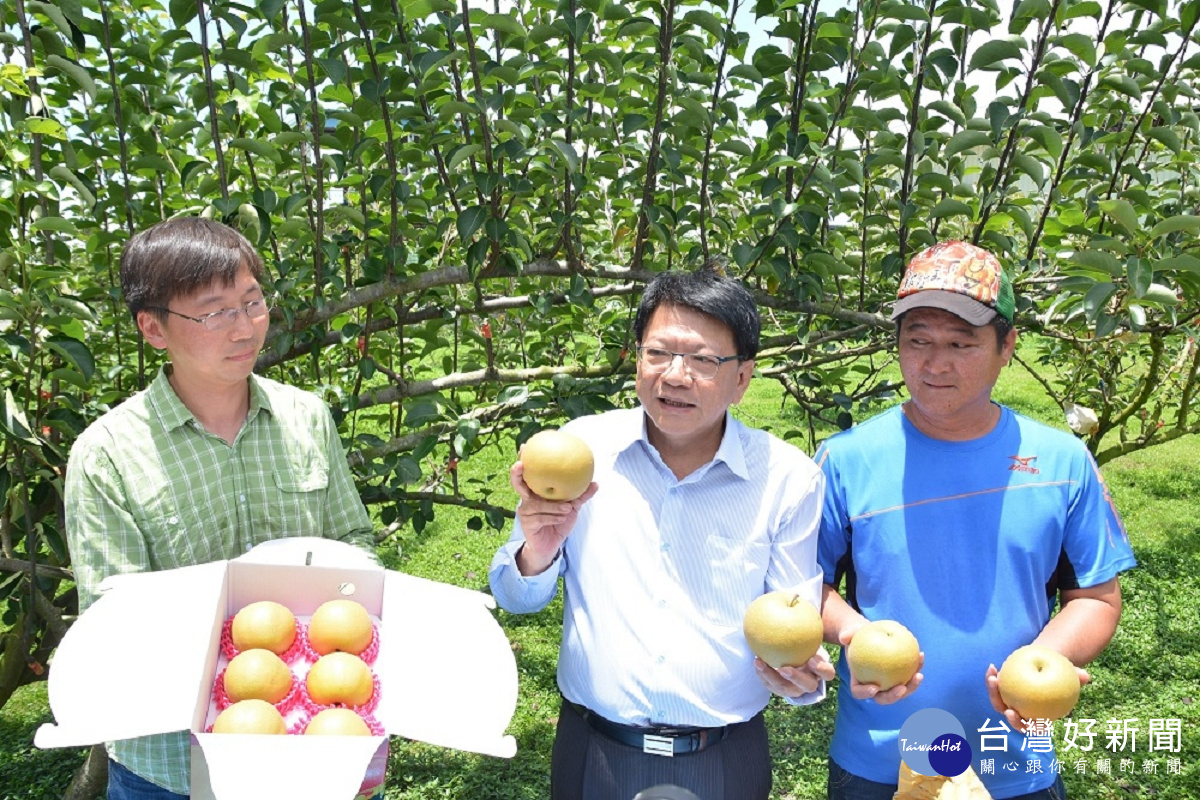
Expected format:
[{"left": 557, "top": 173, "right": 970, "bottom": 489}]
[
  {"left": 636, "top": 346, "right": 742, "bottom": 380},
  {"left": 148, "top": 298, "right": 271, "bottom": 332}
]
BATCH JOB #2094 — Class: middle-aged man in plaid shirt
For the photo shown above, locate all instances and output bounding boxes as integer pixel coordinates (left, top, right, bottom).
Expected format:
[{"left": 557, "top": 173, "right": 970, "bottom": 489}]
[{"left": 64, "top": 217, "right": 379, "bottom": 799}]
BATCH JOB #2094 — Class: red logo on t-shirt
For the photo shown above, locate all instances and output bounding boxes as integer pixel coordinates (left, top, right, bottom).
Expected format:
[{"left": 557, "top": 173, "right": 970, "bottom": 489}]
[{"left": 1008, "top": 455, "right": 1040, "bottom": 474}]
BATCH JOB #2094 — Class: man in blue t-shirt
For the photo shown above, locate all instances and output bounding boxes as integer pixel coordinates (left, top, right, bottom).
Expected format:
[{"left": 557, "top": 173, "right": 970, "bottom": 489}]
[{"left": 816, "top": 241, "right": 1137, "bottom": 800}]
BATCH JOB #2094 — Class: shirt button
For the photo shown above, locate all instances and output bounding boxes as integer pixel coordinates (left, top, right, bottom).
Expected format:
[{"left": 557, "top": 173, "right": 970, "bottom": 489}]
[
  {"left": 239, "top": 494, "right": 247, "bottom": 502},
  {"left": 657, "top": 655, "right": 665, "bottom": 664},
  {"left": 168, "top": 516, "right": 178, "bottom": 525},
  {"left": 657, "top": 599, "right": 666, "bottom": 608},
  {"left": 661, "top": 543, "right": 671, "bottom": 552}
]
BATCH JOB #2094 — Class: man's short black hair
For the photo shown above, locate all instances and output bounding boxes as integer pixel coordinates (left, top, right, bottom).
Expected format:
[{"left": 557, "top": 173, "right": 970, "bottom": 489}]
[
  {"left": 120, "top": 217, "right": 264, "bottom": 322},
  {"left": 633, "top": 266, "right": 760, "bottom": 360}
]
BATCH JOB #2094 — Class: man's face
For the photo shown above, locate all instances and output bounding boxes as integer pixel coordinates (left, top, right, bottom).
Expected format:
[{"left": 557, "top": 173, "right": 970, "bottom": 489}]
[
  {"left": 635, "top": 303, "right": 753, "bottom": 452},
  {"left": 898, "top": 306, "right": 1016, "bottom": 436},
  {"left": 137, "top": 264, "right": 268, "bottom": 391}
]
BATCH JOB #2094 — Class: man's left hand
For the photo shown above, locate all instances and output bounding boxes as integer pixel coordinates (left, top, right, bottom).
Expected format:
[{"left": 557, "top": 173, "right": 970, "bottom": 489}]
[{"left": 754, "top": 647, "right": 836, "bottom": 698}]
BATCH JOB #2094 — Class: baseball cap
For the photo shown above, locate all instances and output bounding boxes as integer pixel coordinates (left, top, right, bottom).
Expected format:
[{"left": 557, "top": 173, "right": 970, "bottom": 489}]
[{"left": 890, "top": 240, "right": 1015, "bottom": 325}]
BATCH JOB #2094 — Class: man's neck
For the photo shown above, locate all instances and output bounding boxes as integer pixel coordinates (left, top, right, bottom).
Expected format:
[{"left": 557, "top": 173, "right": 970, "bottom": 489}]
[
  {"left": 168, "top": 369, "right": 251, "bottom": 444},
  {"left": 645, "top": 418, "right": 725, "bottom": 481}
]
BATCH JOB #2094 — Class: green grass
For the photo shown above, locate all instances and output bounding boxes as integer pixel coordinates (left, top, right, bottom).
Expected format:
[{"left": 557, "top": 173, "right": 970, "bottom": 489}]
[{"left": 2, "top": 357, "right": 1197, "bottom": 799}]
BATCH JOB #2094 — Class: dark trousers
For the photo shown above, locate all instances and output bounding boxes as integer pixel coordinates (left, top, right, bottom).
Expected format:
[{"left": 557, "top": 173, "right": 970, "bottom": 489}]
[{"left": 551, "top": 699, "right": 772, "bottom": 800}]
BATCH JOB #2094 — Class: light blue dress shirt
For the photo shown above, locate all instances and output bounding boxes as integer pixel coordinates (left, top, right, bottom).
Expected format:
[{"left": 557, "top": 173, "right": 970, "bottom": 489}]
[{"left": 489, "top": 406, "right": 825, "bottom": 728}]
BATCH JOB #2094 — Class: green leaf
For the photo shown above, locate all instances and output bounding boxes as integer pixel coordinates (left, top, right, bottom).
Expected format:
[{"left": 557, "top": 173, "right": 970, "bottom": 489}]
[
  {"left": 1026, "top": 125, "right": 1063, "bottom": 160},
  {"left": 550, "top": 139, "right": 580, "bottom": 173},
  {"left": 944, "top": 130, "right": 993, "bottom": 158},
  {"left": 46, "top": 336, "right": 95, "bottom": 382},
  {"left": 616, "top": 16, "right": 657, "bottom": 38},
  {"left": 683, "top": 9, "right": 725, "bottom": 40},
  {"left": 25, "top": 117, "right": 66, "bottom": 139},
  {"left": 45, "top": 54, "right": 96, "bottom": 101},
  {"left": 457, "top": 205, "right": 488, "bottom": 242},
  {"left": 728, "top": 64, "right": 763, "bottom": 82},
  {"left": 30, "top": 216, "right": 77, "bottom": 235},
  {"left": 1149, "top": 215, "right": 1200, "bottom": 239},
  {"left": 1099, "top": 74, "right": 1142, "bottom": 99},
  {"left": 1127, "top": 257, "right": 1153, "bottom": 297},
  {"left": 447, "top": 144, "right": 482, "bottom": 172},
  {"left": 0, "top": 389, "right": 37, "bottom": 444},
  {"left": 1068, "top": 250, "right": 1122, "bottom": 276},
  {"left": 1141, "top": 283, "right": 1179, "bottom": 306},
  {"left": 481, "top": 13, "right": 526, "bottom": 38},
  {"left": 1156, "top": 254, "right": 1200, "bottom": 274},
  {"left": 1082, "top": 282, "right": 1116, "bottom": 321},
  {"left": 1147, "top": 127, "right": 1182, "bottom": 154},
  {"left": 169, "top": 0, "right": 197, "bottom": 27},
  {"left": 927, "top": 100, "right": 966, "bottom": 127},
  {"left": 1062, "top": 1, "right": 1101, "bottom": 20},
  {"left": 622, "top": 113, "right": 650, "bottom": 136},
  {"left": 929, "top": 198, "right": 973, "bottom": 219},
  {"left": 816, "top": 22, "right": 852, "bottom": 39},
  {"left": 1098, "top": 199, "right": 1140, "bottom": 236},
  {"left": 317, "top": 58, "right": 347, "bottom": 85},
  {"left": 229, "top": 138, "right": 283, "bottom": 164},
  {"left": 970, "top": 39, "right": 1023, "bottom": 70},
  {"left": 1055, "top": 32, "right": 1096, "bottom": 66},
  {"left": 49, "top": 165, "right": 94, "bottom": 208}
]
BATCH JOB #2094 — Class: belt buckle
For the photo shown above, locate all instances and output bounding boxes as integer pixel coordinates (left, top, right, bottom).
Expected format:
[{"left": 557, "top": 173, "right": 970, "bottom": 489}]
[{"left": 642, "top": 733, "right": 675, "bottom": 757}]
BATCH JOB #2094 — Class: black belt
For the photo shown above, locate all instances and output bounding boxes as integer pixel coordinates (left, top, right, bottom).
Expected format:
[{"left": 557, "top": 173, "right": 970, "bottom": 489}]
[{"left": 565, "top": 699, "right": 733, "bottom": 757}]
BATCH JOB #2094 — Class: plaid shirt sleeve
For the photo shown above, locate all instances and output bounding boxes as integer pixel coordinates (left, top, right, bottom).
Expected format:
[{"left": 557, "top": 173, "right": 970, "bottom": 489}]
[{"left": 65, "top": 429, "right": 153, "bottom": 613}]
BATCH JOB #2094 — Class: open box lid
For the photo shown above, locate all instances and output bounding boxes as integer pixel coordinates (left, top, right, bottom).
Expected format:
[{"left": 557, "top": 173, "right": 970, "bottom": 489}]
[
  {"left": 35, "top": 561, "right": 229, "bottom": 748},
  {"left": 36, "top": 538, "right": 519, "bottom": 761}
]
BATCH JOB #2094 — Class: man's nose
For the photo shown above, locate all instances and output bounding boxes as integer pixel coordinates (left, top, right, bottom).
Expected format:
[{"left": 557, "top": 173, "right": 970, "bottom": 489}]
[
  {"left": 229, "top": 307, "right": 255, "bottom": 337},
  {"left": 661, "top": 353, "right": 692, "bottom": 381}
]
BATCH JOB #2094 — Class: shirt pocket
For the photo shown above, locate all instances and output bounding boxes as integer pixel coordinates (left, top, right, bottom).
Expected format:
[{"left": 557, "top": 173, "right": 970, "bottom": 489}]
[
  {"left": 266, "top": 458, "right": 330, "bottom": 536},
  {"left": 697, "top": 535, "right": 770, "bottom": 630}
]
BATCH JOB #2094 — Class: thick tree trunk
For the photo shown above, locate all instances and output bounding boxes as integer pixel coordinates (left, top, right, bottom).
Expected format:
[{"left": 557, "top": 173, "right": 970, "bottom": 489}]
[{"left": 62, "top": 744, "right": 107, "bottom": 800}]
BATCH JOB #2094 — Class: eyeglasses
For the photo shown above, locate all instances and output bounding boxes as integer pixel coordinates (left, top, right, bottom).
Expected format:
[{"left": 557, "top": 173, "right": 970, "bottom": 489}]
[
  {"left": 636, "top": 346, "right": 742, "bottom": 380},
  {"left": 148, "top": 298, "right": 271, "bottom": 332}
]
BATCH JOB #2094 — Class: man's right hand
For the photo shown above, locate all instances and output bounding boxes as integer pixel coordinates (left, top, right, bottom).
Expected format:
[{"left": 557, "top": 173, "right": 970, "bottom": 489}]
[{"left": 511, "top": 459, "right": 598, "bottom": 576}]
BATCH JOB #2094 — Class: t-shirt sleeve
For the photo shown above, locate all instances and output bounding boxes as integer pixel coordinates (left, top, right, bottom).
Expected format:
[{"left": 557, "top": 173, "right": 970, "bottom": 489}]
[
  {"left": 815, "top": 442, "right": 852, "bottom": 584},
  {"left": 1061, "top": 448, "right": 1137, "bottom": 589}
]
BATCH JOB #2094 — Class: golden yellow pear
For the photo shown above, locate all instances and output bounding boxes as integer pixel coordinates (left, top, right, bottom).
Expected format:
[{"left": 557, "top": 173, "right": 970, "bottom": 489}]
[
  {"left": 742, "top": 592, "right": 823, "bottom": 669},
  {"left": 521, "top": 430, "right": 595, "bottom": 501},
  {"left": 223, "top": 648, "right": 293, "bottom": 704},
  {"left": 212, "top": 699, "right": 287, "bottom": 734},
  {"left": 846, "top": 620, "right": 921, "bottom": 690},
  {"left": 997, "top": 645, "right": 1080, "bottom": 721},
  {"left": 231, "top": 600, "right": 296, "bottom": 655},
  {"left": 306, "top": 652, "right": 374, "bottom": 707},
  {"left": 304, "top": 708, "right": 372, "bottom": 736},
  {"left": 308, "top": 599, "right": 374, "bottom": 656}
]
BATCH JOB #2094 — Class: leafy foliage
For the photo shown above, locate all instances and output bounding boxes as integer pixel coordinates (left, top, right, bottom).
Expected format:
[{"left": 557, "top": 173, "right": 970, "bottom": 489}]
[{"left": 1, "top": 0, "right": 1199, "bottom": 724}]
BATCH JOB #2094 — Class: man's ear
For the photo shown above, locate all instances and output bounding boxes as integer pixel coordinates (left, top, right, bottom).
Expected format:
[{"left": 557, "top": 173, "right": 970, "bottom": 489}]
[{"left": 137, "top": 311, "right": 169, "bottom": 351}]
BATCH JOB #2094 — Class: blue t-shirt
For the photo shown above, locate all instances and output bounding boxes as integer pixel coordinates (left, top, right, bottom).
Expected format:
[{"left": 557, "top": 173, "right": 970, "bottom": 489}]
[{"left": 816, "top": 404, "right": 1136, "bottom": 799}]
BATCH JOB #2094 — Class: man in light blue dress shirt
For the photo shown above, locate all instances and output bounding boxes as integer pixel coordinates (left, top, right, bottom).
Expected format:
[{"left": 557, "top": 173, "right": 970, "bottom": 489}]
[{"left": 490, "top": 267, "right": 832, "bottom": 800}]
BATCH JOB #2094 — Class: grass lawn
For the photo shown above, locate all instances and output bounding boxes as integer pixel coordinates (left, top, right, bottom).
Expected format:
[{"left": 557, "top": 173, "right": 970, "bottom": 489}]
[{"left": 1, "top": 352, "right": 1197, "bottom": 799}]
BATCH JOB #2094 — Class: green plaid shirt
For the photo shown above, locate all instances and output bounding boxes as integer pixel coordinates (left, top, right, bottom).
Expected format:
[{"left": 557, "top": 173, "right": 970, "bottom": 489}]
[{"left": 65, "top": 366, "right": 375, "bottom": 795}]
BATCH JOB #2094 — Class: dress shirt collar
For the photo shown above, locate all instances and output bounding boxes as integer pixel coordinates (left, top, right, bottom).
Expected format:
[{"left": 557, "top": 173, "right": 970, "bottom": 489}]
[
  {"left": 148, "top": 365, "right": 274, "bottom": 432},
  {"left": 619, "top": 406, "right": 750, "bottom": 482}
]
